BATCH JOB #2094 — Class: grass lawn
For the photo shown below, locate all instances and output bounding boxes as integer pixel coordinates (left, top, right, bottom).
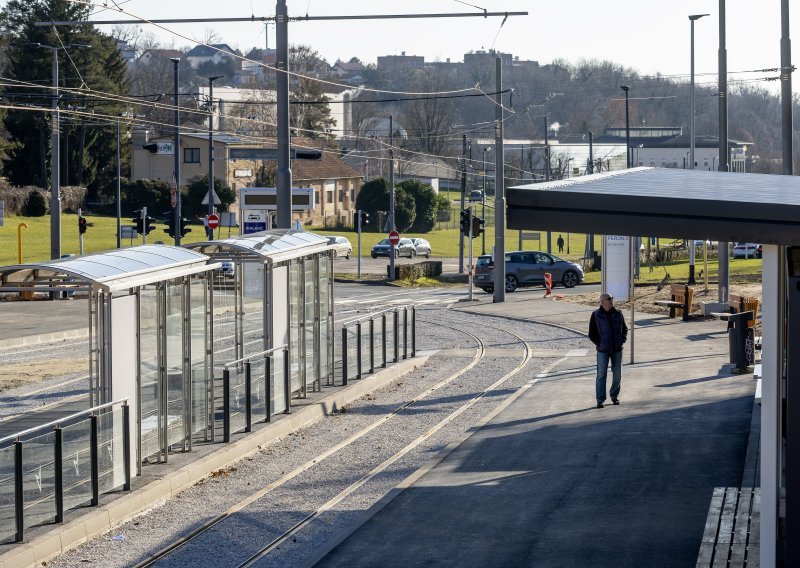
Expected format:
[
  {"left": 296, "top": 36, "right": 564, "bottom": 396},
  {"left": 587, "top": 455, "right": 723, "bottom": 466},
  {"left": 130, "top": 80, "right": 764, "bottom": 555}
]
[{"left": 0, "top": 213, "right": 763, "bottom": 286}]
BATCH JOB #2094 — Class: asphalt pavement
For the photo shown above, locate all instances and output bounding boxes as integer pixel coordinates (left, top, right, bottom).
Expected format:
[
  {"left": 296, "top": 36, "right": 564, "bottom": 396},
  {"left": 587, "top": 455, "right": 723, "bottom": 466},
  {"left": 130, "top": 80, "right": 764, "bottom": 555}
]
[{"left": 315, "top": 292, "right": 758, "bottom": 567}]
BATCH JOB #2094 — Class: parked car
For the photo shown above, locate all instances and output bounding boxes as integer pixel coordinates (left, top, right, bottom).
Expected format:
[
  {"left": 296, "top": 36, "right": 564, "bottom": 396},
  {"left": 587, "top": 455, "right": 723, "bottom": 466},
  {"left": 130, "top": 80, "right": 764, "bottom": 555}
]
[
  {"left": 732, "top": 242, "right": 761, "bottom": 259},
  {"left": 409, "top": 238, "right": 432, "bottom": 258},
  {"left": 371, "top": 238, "right": 417, "bottom": 259},
  {"left": 692, "top": 240, "right": 717, "bottom": 248},
  {"left": 327, "top": 236, "right": 352, "bottom": 259},
  {"left": 474, "top": 251, "right": 584, "bottom": 293},
  {"left": 219, "top": 261, "right": 235, "bottom": 278},
  {"left": 469, "top": 189, "right": 484, "bottom": 203}
]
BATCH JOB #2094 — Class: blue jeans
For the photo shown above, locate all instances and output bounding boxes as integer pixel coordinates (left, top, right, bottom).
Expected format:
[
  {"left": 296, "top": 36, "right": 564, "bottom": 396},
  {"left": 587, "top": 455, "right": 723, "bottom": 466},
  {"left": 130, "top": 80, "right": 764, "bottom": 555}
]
[{"left": 596, "top": 350, "right": 622, "bottom": 404}]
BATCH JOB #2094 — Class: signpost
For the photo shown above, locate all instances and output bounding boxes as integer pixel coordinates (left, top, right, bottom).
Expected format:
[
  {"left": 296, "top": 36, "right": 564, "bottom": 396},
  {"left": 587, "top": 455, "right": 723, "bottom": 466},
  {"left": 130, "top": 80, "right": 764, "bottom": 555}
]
[{"left": 0, "top": 199, "right": 4, "bottom": 227}]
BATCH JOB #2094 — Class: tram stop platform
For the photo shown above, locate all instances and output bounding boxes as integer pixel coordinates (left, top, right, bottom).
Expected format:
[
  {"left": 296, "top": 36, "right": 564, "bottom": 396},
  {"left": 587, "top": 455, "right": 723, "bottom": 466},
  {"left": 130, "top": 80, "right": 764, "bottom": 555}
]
[{"left": 312, "top": 291, "right": 760, "bottom": 567}]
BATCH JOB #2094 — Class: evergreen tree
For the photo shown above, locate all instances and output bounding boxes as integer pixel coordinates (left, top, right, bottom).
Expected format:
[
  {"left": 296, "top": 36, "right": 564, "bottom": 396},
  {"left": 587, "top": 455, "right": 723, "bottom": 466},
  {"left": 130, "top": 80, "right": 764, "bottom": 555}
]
[{"left": 1, "top": 0, "right": 129, "bottom": 191}]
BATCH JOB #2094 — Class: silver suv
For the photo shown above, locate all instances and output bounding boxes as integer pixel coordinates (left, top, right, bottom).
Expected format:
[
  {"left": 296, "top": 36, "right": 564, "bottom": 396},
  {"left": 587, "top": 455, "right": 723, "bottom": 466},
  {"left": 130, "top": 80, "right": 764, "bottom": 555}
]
[{"left": 475, "top": 251, "right": 584, "bottom": 293}]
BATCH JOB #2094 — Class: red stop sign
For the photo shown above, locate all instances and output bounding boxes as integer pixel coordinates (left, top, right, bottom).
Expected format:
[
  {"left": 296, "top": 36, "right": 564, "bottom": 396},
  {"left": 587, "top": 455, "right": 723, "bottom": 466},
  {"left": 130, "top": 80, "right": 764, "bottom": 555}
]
[
  {"left": 207, "top": 214, "right": 220, "bottom": 230},
  {"left": 388, "top": 231, "right": 400, "bottom": 246}
]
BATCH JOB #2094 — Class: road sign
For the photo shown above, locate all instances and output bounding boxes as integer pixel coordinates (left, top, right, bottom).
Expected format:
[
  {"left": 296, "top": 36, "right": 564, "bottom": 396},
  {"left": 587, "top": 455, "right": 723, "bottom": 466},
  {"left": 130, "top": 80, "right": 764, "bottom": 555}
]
[
  {"left": 207, "top": 214, "right": 220, "bottom": 230},
  {"left": 388, "top": 231, "right": 400, "bottom": 246}
]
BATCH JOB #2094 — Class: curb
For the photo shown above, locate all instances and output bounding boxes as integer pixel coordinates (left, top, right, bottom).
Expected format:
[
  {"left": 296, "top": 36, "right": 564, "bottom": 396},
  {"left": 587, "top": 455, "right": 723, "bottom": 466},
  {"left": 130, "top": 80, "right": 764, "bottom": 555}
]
[
  {"left": 0, "top": 328, "right": 89, "bottom": 349},
  {"left": 0, "top": 355, "right": 428, "bottom": 568}
]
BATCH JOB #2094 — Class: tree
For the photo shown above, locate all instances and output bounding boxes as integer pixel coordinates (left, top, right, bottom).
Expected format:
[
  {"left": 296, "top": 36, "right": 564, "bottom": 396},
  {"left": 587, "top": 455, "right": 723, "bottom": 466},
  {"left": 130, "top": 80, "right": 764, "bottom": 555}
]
[
  {"left": 289, "top": 45, "right": 334, "bottom": 138},
  {"left": 397, "top": 179, "right": 437, "bottom": 233},
  {"left": 1, "top": 1, "right": 129, "bottom": 190},
  {"left": 185, "top": 175, "right": 235, "bottom": 218},
  {"left": 354, "top": 177, "right": 415, "bottom": 232},
  {"left": 400, "top": 71, "right": 457, "bottom": 157}
]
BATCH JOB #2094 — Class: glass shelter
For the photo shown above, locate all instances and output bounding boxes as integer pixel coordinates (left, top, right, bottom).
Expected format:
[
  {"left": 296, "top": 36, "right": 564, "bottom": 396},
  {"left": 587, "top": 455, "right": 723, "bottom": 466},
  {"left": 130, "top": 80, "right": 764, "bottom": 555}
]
[
  {"left": 185, "top": 229, "right": 334, "bottom": 410},
  {"left": 0, "top": 246, "right": 219, "bottom": 476}
]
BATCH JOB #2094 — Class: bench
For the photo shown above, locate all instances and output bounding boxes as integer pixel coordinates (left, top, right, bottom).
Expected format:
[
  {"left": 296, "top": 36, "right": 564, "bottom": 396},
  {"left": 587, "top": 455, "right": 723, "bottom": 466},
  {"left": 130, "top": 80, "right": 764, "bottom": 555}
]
[
  {"left": 728, "top": 294, "right": 759, "bottom": 329},
  {"left": 654, "top": 283, "right": 694, "bottom": 321}
]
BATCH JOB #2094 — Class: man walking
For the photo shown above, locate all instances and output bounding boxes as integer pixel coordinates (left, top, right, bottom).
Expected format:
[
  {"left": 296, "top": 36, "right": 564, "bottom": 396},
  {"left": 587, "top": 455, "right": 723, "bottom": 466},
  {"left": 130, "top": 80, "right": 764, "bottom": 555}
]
[
  {"left": 557, "top": 234, "right": 565, "bottom": 254},
  {"left": 589, "top": 293, "right": 628, "bottom": 408}
]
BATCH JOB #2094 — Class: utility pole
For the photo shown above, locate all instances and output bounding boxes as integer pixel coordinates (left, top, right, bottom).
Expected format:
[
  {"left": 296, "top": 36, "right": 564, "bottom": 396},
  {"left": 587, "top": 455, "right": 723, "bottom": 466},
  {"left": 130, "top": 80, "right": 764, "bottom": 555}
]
[
  {"left": 50, "top": 48, "right": 60, "bottom": 260},
  {"left": 782, "top": 0, "right": 793, "bottom": 176},
  {"left": 116, "top": 118, "right": 121, "bottom": 248},
  {"left": 588, "top": 130, "right": 594, "bottom": 257},
  {"left": 276, "top": 0, "right": 292, "bottom": 229},
  {"left": 717, "top": 0, "right": 729, "bottom": 304},
  {"left": 389, "top": 114, "right": 396, "bottom": 281},
  {"left": 459, "top": 134, "right": 467, "bottom": 273},
  {"left": 207, "top": 75, "right": 222, "bottom": 239},
  {"left": 494, "top": 57, "right": 506, "bottom": 304},
  {"left": 171, "top": 57, "right": 181, "bottom": 246},
  {"left": 544, "top": 115, "right": 551, "bottom": 254}
]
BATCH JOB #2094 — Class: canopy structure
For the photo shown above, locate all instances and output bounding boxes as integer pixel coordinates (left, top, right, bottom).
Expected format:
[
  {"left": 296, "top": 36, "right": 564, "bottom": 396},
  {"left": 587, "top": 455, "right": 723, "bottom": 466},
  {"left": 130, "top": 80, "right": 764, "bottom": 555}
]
[
  {"left": 507, "top": 167, "right": 800, "bottom": 244},
  {"left": 186, "top": 228, "right": 331, "bottom": 264},
  {"left": 507, "top": 166, "right": 800, "bottom": 566},
  {"left": 0, "top": 245, "right": 214, "bottom": 293}
]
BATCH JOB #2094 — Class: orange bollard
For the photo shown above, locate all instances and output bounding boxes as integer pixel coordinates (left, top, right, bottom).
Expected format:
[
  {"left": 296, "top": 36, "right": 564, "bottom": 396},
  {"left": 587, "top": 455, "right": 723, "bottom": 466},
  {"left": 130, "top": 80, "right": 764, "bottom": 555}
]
[{"left": 544, "top": 272, "right": 552, "bottom": 297}]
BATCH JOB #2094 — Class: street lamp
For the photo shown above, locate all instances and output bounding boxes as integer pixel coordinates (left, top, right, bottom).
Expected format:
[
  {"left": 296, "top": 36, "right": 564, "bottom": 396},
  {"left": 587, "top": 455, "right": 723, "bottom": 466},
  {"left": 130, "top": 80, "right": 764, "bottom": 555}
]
[
  {"left": 206, "top": 75, "right": 223, "bottom": 239},
  {"left": 689, "top": 14, "right": 709, "bottom": 173},
  {"left": 620, "top": 85, "right": 631, "bottom": 168},
  {"left": 170, "top": 57, "right": 181, "bottom": 245},
  {"left": 29, "top": 42, "right": 91, "bottom": 260}
]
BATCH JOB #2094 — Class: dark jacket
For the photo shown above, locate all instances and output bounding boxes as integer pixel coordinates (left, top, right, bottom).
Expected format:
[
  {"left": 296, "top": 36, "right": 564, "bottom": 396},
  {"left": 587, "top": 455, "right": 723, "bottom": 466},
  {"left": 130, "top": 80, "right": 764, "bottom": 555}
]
[{"left": 589, "top": 307, "right": 628, "bottom": 353}]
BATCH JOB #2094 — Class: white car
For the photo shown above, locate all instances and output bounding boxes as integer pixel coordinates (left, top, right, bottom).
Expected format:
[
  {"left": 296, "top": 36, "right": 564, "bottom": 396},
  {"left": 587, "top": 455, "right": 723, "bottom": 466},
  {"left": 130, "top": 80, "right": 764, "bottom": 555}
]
[
  {"left": 409, "top": 238, "right": 432, "bottom": 258},
  {"left": 327, "top": 236, "right": 352, "bottom": 259},
  {"left": 732, "top": 242, "right": 761, "bottom": 259}
]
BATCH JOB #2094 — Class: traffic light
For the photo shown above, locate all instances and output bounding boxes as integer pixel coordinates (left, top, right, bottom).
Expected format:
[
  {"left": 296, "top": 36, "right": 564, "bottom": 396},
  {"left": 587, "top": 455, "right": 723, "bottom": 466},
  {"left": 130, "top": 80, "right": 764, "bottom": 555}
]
[
  {"left": 144, "top": 215, "right": 156, "bottom": 235},
  {"left": 291, "top": 148, "right": 323, "bottom": 160},
  {"left": 179, "top": 218, "right": 192, "bottom": 238},
  {"left": 78, "top": 216, "right": 87, "bottom": 235},
  {"left": 164, "top": 213, "right": 175, "bottom": 239},
  {"left": 471, "top": 216, "right": 484, "bottom": 239},
  {"left": 358, "top": 210, "right": 370, "bottom": 229},
  {"left": 132, "top": 214, "right": 144, "bottom": 235},
  {"left": 142, "top": 143, "right": 158, "bottom": 153},
  {"left": 459, "top": 208, "right": 472, "bottom": 237}
]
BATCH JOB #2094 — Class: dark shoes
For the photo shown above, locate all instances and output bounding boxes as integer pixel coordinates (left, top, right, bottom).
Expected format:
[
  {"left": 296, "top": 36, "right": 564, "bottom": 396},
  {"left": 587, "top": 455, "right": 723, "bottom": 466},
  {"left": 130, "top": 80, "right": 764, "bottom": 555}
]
[
  {"left": 596, "top": 402, "right": 604, "bottom": 408},
  {"left": 612, "top": 399, "right": 620, "bottom": 405}
]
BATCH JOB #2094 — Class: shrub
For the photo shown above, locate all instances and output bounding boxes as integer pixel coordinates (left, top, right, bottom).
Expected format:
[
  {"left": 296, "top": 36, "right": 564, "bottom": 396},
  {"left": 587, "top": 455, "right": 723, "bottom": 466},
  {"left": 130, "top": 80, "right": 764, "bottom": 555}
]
[{"left": 24, "top": 189, "right": 47, "bottom": 216}]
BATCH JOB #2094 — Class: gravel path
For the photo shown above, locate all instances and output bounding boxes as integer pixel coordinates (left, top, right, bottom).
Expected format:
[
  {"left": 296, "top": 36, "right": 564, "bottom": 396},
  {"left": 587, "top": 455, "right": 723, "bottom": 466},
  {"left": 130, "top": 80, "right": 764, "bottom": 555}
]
[{"left": 47, "top": 307, "right": 590, "bottom": 568}]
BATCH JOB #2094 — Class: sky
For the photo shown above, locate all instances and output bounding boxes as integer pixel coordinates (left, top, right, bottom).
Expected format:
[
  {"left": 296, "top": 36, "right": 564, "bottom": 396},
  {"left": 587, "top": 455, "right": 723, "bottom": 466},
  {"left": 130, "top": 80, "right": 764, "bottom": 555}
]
[{"left": 38, "top": 0, "right": 800, "bottom": 92}]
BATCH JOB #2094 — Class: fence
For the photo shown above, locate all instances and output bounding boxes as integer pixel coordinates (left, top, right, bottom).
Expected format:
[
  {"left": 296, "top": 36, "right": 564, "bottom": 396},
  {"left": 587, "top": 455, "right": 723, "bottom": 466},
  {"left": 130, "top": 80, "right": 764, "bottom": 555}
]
[
  {"left": 0, "top": 400, "right": 131, "bottom": 544},
  {"left": 221, "top": 345, "right": 290, "bottom": 443},
  {"left": 340, "top": 306, "right": 416, "bottom": 386}
]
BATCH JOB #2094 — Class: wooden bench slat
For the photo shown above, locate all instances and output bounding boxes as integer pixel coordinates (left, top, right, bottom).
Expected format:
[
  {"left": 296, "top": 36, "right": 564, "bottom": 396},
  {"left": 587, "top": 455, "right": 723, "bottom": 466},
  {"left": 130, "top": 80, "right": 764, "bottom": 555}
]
[
  {"left": 733, "top": 488, "right": 752, "bottom": 544},
  {"left": 747, "top": 544, "right": 760, "bottom": 567},
  {"left": 717, "top": 487, "right": 738, "bottom": 544},
  {"left": 712, "top": 544, "right": 731, "bottom": 568},
  {"left": 700, "top": 487, "right": 726, "bottom": 544},
  {"left": 750, "top": 489, "right": 761, "bottom": 544},
  {"left": 729, "top": 543, "right": 747, "bottom": 565},
  {"left": 696, "top": 543, "right": 715, "bottom": 568}
]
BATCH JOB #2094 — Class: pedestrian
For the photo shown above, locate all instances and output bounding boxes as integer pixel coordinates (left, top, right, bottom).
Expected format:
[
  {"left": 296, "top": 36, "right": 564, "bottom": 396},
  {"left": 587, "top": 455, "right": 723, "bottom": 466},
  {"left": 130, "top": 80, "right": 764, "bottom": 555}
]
[
  {"left": 588, "top": 293, "right": 628, "bottom": 408},
  {"left": 557, "top": 234, "right": 565, "bottom": 253}
]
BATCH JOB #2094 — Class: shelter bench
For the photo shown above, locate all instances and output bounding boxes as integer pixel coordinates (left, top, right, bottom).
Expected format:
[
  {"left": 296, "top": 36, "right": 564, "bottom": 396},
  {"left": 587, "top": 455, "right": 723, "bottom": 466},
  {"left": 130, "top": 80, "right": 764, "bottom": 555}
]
[
  {"left": 654, "top": 283, "right": 694, "bottom": 321},
  {"left": 728, "top": 294, "right": 759, "bottom": 329},
  {"left": 695, "top": 487, "right": 760, "bottom": 567}
]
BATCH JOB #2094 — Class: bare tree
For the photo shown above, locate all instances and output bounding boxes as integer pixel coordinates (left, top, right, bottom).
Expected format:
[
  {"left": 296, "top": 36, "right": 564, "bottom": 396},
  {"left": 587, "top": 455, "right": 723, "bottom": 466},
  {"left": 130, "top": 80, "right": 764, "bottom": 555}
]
[{"left": 400, "top": 70, "right": 457, "bottom": 158}]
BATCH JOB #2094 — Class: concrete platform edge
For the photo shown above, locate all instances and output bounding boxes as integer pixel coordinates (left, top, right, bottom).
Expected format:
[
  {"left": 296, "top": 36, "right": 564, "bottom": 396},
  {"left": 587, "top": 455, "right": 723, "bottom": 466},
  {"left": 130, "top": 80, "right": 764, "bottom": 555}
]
[
  {"left": 0, "top": 328, "right": 89, "bottom": 349},
  {"left": 0, "top": 355, "right": 428, "bottom": 568}
]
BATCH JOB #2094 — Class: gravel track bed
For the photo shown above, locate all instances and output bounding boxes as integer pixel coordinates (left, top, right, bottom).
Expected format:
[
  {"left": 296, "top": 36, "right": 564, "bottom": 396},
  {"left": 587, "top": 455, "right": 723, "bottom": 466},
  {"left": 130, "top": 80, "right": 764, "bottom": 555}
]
[
  {"left": 0, "top": 337, "right": 89, "bottom": 365},
  {"left": 47, "top": 308, "right": 590, "bottom": 568}
]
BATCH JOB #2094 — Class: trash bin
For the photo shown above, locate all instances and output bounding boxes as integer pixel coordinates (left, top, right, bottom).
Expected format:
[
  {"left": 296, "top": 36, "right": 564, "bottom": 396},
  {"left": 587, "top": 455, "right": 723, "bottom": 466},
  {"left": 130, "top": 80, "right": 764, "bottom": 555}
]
[{"left": 727, "top": 311, "right": 754, "bottom": 371}]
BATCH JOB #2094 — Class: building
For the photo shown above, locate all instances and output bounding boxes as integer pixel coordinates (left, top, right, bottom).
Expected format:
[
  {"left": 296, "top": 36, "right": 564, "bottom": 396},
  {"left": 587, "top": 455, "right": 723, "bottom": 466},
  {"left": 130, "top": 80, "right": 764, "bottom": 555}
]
[
  {"left": 184, "top": 43, "right": 241, "bottom": 69},
  {"left": 137, "top": 48, "right": 184, "bottom": 66},
  {"left": 131, "top": 133, "right": 362, "bottom": 227},
  {"left": 377, "top": 52, "right": 425, "bottom": 74}
]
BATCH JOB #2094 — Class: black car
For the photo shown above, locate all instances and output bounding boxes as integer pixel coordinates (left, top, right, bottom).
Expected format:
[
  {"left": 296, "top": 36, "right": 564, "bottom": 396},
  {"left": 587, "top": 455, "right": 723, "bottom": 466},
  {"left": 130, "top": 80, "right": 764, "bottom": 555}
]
[{"left": 371, "top": 238, "right": 417, "bottom": 258}]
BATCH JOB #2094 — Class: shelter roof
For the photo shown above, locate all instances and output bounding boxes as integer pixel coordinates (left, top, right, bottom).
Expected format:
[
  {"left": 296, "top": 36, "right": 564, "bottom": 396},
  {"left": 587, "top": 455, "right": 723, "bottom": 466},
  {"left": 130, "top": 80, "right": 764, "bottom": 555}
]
[
  {"left": 507, "top": 167, "right": 800, "bottom": 245},
  {"left": 185, "top": 229, "right": 331, "bottom": 263},
  {"left": 0, "top": 245, "right": 215, "bottom": 293}
]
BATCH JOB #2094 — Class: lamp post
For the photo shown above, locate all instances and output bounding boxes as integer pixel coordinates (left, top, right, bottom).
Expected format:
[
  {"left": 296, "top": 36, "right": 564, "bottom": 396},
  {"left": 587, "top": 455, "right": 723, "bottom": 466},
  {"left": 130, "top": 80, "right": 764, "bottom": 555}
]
[
  {"left": 689, "top": 14, "right": 709, "bottom": 174},
  {"left": 482, "top": 147, "right": 489, "bottom": 255},
  {"left": 170, "top": 57, "right": 181, "bottom": 245},
  {"left": 620, "top": 86, "right": 631, "bottom": 168},
  {"left": 206, "top": 75, "right": 223, "bottom": 239},
  {"left": 30, "top": 42, "right": 91, "bottom": 260}
]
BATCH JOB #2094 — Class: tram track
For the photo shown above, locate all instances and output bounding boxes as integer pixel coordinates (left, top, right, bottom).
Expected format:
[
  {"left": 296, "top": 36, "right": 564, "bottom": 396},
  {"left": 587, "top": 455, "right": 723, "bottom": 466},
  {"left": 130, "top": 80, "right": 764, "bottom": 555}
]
[{"left": 134, "top": 317, "right": 534, "bottom": 568}]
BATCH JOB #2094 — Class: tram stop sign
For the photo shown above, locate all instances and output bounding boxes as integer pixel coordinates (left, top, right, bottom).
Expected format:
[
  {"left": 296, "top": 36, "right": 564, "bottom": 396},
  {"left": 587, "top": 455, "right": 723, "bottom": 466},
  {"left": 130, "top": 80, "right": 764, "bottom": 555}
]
[
  {"left": 207, "top": 214, "right": 220, "bottom": 230},
  {"left": 388, "top": 230, "right": 400, "bottom": 246}
]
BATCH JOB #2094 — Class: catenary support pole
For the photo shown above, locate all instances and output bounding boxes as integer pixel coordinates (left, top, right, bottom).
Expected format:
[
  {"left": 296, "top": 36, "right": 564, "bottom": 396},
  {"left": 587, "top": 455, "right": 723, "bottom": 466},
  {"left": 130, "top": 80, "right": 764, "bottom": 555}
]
[
  {"left": 717, "top": 0, "right": 729, "bottom": 303},
  {"left": 276, "top": 0, "right": 292, "bottom": 229},
  {"left": 50, "top": 48, "right": 61, "bottom": 260},
  {"left": 459, "top": 134, "right": 466, "bottom": 273},
  {"left": 389, "top": 114, "right": 395, "bottom": 281},
  {"left": 171, "top": 57, "right": 181, "bottom": 245},
  {"left": 207, "top": 75, "right": 222, "bottom": 239},
  {"left": 116, "top": 118, "right": 121, "bottom": 248},
  {"left": 493, "top": 57, "right": 506, "bottom": 303}
]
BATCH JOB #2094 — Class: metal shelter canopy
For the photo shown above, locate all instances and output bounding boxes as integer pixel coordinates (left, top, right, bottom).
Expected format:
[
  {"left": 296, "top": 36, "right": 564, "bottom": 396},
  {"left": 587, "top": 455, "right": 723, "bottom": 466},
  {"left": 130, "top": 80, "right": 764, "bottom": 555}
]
[
  {"left": 507, "top": 167, "right": 800, "bottom": 244},
  {"left": 185, "top": 228, "right": 332, "bottom": 263},
  {"left": 0, "top": 245, "right": 215, "bottom": 292}
]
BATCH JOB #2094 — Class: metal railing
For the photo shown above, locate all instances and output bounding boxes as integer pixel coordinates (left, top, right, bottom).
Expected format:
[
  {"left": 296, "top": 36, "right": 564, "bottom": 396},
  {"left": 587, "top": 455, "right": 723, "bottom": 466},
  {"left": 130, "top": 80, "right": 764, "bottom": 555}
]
[
  {"left": 340, "top": 306, "right": 416, "bottom": 386},
  {"left": 222, "top": 345, "right": 289, "bottom": 443},
  {"left": 0, "top": 400, "right": 131, "bottom": 544}
]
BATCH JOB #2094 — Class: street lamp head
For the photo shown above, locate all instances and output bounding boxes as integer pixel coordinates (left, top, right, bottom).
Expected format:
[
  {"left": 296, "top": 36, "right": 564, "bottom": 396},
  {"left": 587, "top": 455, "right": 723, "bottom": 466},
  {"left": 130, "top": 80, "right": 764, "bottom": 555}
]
[
  {"left": 208, "top": 75, "right": 223, "bottom": 82},
  {"left": 68, "top": 43, "right": 92, "bottom": 49},
  {"left": 169, "top": 57, "right": 180, "bottom": 64},
  {"left": 689, "top": 14, "right": 710, "bottom": 21},
  {"left": 620, "top": 85, "right": 630, "bottom": 93}
]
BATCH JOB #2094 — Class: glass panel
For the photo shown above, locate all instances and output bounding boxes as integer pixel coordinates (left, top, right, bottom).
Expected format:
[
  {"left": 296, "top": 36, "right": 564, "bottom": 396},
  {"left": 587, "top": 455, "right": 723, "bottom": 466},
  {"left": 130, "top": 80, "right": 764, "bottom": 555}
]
[
  {"left": 361, "top": 323, "right": 371, "bottom": 375},
  {"left": 0, "top": 445, "right": 16, "bottom": 543},
  {"left": 289, "top": 260, "right": 303, "bottom": 394},
  {"left": 212, "top": 267, "right": 238, "bottom": 365},
  {"left": 386, "top": 313, "right": 396, "bottom": 365},
  {"left": 139, "top": 286, "right": 160, "bottom": 461},
  {"left": 345, "top": 327, "right": 358, "bottom": 382},
  {"left": 227, "top": 365, "right": 247, "bottom": 434},
  {"left": 62, "top": 419, "right": 92, "bottom": 512},
  {"left": 270, "top": 351, "right": 288, "bottom": 415},
  {"left": 242, "top": 263, "right": 265, "bottom": 358},
  {"left": 373, "top": 316, "right": 383, "bottom": 371},
  {"left": 319, "top": 257, "right": 331, "bottom": 386},
  {"left": 190, "top": 278, "right": 210, "bottom": 439},
  {"left": 165, "top": 281, "right": 186, "bottom": 448},
  {"left": 21, "top": 432, "right": 57, "bottom": 529},
  {"left": 249, "top": 357, "right": 267, "bottom": 422},
  {"left": 304, "top": 258, "right": 318, "bottom": 388},
  {"left": 97, "top": 409, "right": 125, "bottom": 495}
]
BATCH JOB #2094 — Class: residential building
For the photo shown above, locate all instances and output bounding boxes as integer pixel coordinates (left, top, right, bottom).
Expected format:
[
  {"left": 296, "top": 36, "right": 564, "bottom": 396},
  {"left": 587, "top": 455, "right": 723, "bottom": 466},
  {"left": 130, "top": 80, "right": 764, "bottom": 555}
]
[
  {"left": 184, "top": 43, "right": 241, "bottom": 69},
  {"left": 137, "top": 48, "right": 183, "bottom": 66},
  {"left": 377, "top": 52, "right": 425, "bottom": 74}
]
